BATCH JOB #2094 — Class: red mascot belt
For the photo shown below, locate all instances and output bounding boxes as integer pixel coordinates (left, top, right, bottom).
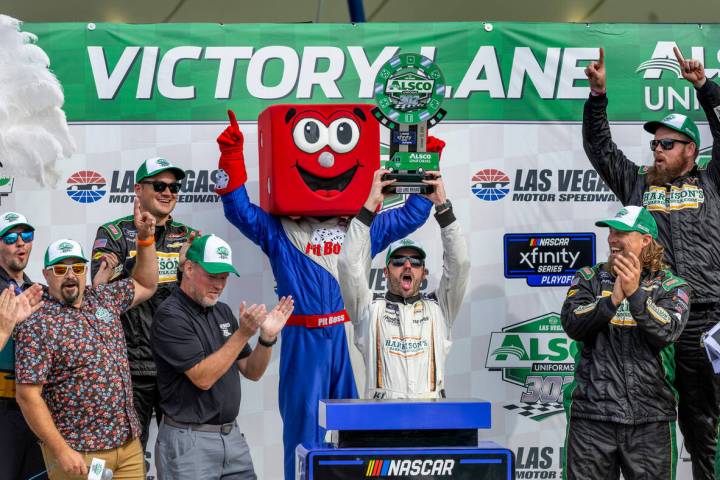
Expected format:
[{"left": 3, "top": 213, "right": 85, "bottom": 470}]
[{"left": 285, "top": 309, "right": 350, "bottom": 328}]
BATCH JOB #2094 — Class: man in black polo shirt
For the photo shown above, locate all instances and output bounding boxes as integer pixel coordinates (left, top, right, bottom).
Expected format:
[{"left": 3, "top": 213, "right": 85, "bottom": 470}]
[
  {"left": 0, "top": 212, "right": 46, "bottom": 480},
  {"left": 152, "top": 234, "right": 293, "bottom": 480}
]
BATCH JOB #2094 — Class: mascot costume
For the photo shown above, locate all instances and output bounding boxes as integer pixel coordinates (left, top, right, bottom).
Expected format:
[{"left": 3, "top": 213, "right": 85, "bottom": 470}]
[{"left": 214, "top": 104, "right": 444, "bottom": 478}]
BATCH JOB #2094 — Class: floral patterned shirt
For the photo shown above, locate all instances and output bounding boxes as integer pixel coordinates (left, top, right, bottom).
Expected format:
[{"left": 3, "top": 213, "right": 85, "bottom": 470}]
[{"left": 15, "top": 279, "right": 141, "bottom": 451}]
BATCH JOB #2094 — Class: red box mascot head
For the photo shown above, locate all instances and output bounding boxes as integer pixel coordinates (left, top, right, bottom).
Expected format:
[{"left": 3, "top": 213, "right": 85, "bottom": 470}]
[{"left": 257, "top": 104, "right": 379, "bottom": 216}]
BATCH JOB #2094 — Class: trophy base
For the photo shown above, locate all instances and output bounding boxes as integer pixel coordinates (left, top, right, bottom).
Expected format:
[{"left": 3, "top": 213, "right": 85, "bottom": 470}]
[{"left": 381, "top": 175, "right": 435, "bottom": 195}]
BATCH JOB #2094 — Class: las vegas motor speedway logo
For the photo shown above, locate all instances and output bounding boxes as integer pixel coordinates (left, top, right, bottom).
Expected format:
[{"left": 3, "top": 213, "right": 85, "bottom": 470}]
[
  {"left": 66, "top": 169, "right": 222, "bottom": 204},
  {"left": 470, "top": 168, "right": 618, "bottom": 203},
  {"left": 485, "top": 313, "right": 577, "bottom": 421}
]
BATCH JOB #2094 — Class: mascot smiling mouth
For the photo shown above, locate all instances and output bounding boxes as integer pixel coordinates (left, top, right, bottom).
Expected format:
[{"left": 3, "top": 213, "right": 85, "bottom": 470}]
[{"left": 296, "top": 163, "right": 359, "bottom": 196}]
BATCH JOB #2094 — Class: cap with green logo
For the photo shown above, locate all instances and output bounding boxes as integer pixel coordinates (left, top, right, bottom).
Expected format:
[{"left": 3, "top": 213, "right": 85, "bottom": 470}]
[
  {"left": 186, "top": 234, "right": 239, "bottom": 276},
  {"left": 0, "top": 212, "right": 34, "bottom": 237},
  {"left": 135, "top": 157, "right": 186, "bottom": 183},
  {"left": 44, "top": 239, "right": 89, "bottom": 267},
  {"left": 385, "top": 238, "right": 427, "bottom": 265},
  {"left": 644, "top": 113, "right": 700, "bottom": 147},
  {"left": 595, "top": 206, "right": 658, "bottom": 239}
]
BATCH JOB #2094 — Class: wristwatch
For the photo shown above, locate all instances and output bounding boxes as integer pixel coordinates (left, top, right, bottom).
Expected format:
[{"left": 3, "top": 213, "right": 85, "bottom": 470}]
[
  {"left": 258, "top": 335, "right": 278, "bottom": 347},
  {"left": 435, "top": 199, "right": 452, "bottom": 213}
]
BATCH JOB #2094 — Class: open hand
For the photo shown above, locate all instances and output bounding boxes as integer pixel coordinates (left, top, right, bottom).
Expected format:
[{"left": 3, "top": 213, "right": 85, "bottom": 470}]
[{"left": 259, "top": 296, "right": 295, "bottom": 341}]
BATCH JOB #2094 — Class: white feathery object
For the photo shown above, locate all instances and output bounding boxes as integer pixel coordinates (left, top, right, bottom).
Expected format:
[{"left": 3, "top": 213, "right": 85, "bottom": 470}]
[{"left": 0, "top": 15, "right": 75, "bottom": 187}]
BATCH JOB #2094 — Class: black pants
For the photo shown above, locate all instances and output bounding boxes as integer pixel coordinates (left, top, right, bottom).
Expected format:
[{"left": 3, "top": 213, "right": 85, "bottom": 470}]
[
  {"left": 131, "top": 375, "right": 163, "bottom": 452},
  {"left": 675, "top": 308, "right": 720, "bottom": 480},
  {"left": 564, "top": 418, "right": 675, "bottom": 480},
  {"left": 0, "top": 401, "right": 46, "bottom": 480}
]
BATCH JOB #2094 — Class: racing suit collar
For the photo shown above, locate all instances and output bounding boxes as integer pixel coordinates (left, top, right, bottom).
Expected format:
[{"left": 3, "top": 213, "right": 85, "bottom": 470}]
[{"left": 385, "top": 291, "right": 423, "bottom": 304}]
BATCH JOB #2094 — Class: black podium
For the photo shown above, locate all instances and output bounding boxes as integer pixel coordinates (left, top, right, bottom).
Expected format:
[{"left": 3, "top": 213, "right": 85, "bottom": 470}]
[{"left": 296, "top": 399, "right": 514, "bottom": 479}]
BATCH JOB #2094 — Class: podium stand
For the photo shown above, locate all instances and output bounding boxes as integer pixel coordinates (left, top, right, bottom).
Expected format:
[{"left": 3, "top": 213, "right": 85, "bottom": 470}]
[{"left": 296, "top": 399, "right": 514, "bottom": 479}]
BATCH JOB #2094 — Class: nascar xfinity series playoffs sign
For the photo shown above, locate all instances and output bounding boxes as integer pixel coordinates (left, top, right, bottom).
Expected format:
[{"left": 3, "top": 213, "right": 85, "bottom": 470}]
[{"left": 16, "top": 21, "right": 707, "bottom": 478}]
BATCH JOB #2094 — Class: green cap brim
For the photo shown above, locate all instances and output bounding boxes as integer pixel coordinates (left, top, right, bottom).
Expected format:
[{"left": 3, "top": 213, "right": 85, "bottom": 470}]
[
  {"left": 643, "top": 121, "right": 699, "bottom": 146},
  {"left": 595, "top": 219, "right": 644, "bottom": 233},
  {"left": 136, "top": 166, "right": 186, "bottom": 183},
  {"left": 196, "top": 260, "right": 239, "bottom": 276},
  {"left": 45, "top": 254, "right": 89, "bottom": 268},
  {"left": 0, "top": 223, "right": 34, "bottom": 237},
  {"left": 386, "top": 246, "right": 427, "bottom": 265}
]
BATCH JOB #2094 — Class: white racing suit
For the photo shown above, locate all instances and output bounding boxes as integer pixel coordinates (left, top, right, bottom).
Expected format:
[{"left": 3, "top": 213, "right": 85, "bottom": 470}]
[{"left": 338, "top": 206, "right": 470, "bottom": 399}]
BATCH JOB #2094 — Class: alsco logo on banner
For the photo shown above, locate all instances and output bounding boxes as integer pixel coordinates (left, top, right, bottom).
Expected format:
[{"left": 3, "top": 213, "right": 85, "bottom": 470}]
[
  {"left": 366, "top": 458, "right": 455, "bottom": 477},
  {"left": 485, "top": 313, "right": 577, "bottom": 421},
  {"left": 504, "top": 233, "right": 596, "bottom": 287},
  {"left": 471, "top": 168, "right": 618, "bottom": 202},
  {"left": 637, "top": 42, "right": 720, "bottom": 112}
]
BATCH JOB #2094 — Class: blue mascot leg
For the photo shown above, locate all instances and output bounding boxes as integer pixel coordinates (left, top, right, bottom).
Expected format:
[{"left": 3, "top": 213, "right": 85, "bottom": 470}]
[
  {"left": 279, "top": 326, "right": 332, "bottom": 480},
  {"left": 330, "top": 323, "right": 359, "bottom": 400}
]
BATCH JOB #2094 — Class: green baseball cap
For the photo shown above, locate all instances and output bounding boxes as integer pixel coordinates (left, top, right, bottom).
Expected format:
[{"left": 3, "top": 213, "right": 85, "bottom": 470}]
[
  {"left": 385, "top": 238, "right": 427, "bottom": 265},
  {"left": 595, "top": 206, "right": 658, "bottom": 239},
  {"left": 44, "top": 239, "right": 89, "bottom": 267},
  {"left": 644, "top": 113, "right": 700, "bottom": 148},
  {"left": 186, "top": 234, "right": 239, "bottom": 276},
  {"left": 135, "top": 157, "right": 186, "bottom": 183},
  {"left": 0, "top": 211, "right": 34, "bottom": 237}
]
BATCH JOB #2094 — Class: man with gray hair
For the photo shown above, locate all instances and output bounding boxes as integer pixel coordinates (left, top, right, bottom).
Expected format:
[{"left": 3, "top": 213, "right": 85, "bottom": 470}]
[{"left": 152, "top": 234, "right": 294, "bottom": 479}]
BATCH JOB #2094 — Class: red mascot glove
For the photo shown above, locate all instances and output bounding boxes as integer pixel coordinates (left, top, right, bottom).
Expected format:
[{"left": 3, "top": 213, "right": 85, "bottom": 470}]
[
  {"left": 215, "top": 110, "right": 248, "bottom": 196},
  {"left": 426, "top": 135, "right": 446, "bottom": 159}
]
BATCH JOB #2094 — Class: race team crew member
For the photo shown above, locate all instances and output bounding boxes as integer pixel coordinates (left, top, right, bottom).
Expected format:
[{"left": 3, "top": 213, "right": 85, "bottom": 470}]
[
  {"left": 583, "top": 47, "right": 720, "bottom": 479},
  {"left": 338, "top": 172, "right": 469, "bottom": 398},
  {"left": 0, "top": 212, "right": 46, "bottom": 480},
  {"left": 215, "top": 112, "right": 442, "bottom": 478},
  {"left": 91, "top": 157, "right": 196, "bottom": 449},
  {"left": 15, "top": 203, "right": 158, "bottom": 479},
  {"left": 561, "top": 206, "right": 689, "bottom": 480},
  {"left": 152, "top": 234, "right": 294, "bottom": 480}
]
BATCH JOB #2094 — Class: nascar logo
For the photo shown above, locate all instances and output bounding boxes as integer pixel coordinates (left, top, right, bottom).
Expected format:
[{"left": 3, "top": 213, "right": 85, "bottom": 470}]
[{"left": 365, "top": 459, "right": 455, "bottom": 477}]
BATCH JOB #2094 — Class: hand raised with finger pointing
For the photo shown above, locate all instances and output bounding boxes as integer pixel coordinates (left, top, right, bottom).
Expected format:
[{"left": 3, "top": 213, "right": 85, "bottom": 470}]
[
  {"left": 674, "top": 46, "right": 706, "bottom": 88},
  {"left": 584, "top": 47, "right": 606, "bottom": 93}
]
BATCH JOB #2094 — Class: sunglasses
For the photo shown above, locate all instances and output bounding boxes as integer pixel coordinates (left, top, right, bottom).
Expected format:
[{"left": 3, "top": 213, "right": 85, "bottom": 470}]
[
  {"left": 140, "top": 180, "right": 182, "bottom": 194},
  {"left": 650, "top": 138, "right": 691, "bottom": 151},
  {"left": 388, "top": 256, "right": 424, "bottom": 267},
  {"left": 2, "top": 231, "right": 34, "bottom": 245},
  {"left": 48, "top": 263, "right": 87, "bottom": 277}
]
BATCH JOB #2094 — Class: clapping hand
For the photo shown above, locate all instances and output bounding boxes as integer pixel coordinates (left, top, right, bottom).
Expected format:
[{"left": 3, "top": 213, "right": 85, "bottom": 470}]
[{"left": 259, "top": 296, "right": 294, "bottom": 342}]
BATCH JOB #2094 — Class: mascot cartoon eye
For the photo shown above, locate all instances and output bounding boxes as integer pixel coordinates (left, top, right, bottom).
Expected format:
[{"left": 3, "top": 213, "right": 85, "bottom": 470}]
[
  {"left": 328, "top": 118, "right": 360, "bottom": 154},
  {"left": 293, "top": 118, "right": 328, "bottom": 153}
]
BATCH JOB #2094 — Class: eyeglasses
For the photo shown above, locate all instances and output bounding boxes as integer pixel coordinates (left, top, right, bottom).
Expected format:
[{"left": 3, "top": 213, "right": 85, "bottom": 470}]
[
  {"left": 2, "top": 231, "right": 34, "bottom": 245},
  {"left": 140, "top": 180, "right": 182, "bottom": 194},
  {"left": 388, "top": 256, "right": 424, "bottom": 267},
  {"left": 650, "top": 138, "right": 692, "bottom": 151},
  {"left": 47, "top": 263, "right": 86, "bottom": 277}
]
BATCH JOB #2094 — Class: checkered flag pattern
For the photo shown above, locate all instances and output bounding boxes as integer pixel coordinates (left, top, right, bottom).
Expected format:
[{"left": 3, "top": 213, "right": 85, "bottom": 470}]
[{"left": 503, "top": 402, "right": 565, "bottom": 419}]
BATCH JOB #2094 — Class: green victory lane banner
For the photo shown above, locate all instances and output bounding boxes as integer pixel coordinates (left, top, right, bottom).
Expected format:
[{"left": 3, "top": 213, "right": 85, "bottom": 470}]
[{"left": 25, "top": 21, "right": 720, "bottom": 122}]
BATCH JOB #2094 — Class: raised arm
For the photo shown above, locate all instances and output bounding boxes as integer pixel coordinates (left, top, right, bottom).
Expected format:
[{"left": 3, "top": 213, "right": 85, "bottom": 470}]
[
  {"left": 423, "top": 175, "right": 469, "bottom": 325},
  {"left": 215, "top": 110, "right": 284, "bottom": 254},
  {"left": 129, "top": 199, "right": 158, "bottom": 308},
  {"left": 676, "top": 46, "right": 720, "bottom": 185},
  {"left": 582, "top": 48, "right": 639, "bottom": 203},
  {"left": 0, "top": 284, "right": 42, "bottom": 350}
]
